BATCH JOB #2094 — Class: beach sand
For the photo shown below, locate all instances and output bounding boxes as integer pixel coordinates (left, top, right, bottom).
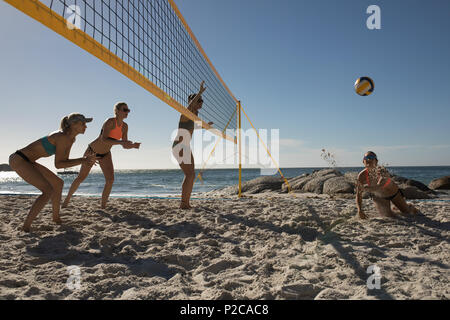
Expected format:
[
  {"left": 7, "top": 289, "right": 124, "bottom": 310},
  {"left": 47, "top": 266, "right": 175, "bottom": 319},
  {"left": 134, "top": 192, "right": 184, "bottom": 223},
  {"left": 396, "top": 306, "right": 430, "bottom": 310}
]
[{"left": 0, "top": 193, "right": 448, "bottom": 300}]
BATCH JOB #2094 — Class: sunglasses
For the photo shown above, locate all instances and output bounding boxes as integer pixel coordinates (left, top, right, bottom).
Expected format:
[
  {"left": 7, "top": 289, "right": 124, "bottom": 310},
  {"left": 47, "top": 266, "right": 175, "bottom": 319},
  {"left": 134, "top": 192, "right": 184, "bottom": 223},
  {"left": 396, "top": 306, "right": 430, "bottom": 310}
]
[
  {"left": 363, "top": 155, "right": 377, "bottom": 161},
  {"left": 122, "top": 108, "right": 130, "bottom": 113}
]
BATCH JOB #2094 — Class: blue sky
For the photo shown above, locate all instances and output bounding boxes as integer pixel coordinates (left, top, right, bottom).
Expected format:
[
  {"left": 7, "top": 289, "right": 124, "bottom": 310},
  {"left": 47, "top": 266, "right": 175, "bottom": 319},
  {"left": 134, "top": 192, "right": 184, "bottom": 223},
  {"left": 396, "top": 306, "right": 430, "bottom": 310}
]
[{"left": 1, "top": 0, "right": 449, "bottom": 169}]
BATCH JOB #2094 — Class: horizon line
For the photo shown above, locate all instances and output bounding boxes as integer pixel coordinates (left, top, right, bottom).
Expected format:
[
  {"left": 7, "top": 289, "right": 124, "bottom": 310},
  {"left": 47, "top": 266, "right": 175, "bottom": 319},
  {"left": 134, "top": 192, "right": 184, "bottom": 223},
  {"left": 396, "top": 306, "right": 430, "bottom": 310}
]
[{"left": 93, "top": 165, "right": 450, "bottom": 171}]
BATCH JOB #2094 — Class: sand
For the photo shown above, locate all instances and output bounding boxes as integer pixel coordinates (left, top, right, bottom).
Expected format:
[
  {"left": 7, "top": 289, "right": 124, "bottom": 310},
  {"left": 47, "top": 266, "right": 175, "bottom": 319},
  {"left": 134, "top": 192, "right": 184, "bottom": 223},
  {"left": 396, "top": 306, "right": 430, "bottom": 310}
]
[{"left": 0, "top": 193, "right": 448, "bottom": 300}]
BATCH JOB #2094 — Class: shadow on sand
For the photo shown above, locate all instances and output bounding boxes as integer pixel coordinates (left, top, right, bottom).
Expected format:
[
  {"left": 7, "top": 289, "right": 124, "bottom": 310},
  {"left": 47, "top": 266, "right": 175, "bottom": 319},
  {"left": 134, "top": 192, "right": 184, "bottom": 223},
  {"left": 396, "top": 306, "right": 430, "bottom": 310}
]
[
  {"left": 305, "top": 205, "right": 395, "bottom": 300},
  {"left": 26, "top": 224, "right": 177, "bottom": 281}
]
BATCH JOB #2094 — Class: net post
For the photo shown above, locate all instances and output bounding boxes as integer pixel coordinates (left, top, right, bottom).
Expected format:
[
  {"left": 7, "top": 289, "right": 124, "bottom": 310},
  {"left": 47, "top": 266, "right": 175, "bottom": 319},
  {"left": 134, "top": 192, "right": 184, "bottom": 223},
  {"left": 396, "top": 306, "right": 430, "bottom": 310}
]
[
  {"left": 193, "top": 108, "right": 237, "bottom": 187},
  {"left": 238, "top": 101, "right": 242, "bottom": 198}
]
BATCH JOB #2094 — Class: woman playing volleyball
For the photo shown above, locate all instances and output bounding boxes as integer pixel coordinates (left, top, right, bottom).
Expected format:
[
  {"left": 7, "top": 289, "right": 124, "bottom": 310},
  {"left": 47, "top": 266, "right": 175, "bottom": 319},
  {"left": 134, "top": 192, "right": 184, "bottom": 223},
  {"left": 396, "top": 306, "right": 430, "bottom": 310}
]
[
  {"left": 62, "top": 102, "right": 140, "bottom": 209},
  {"left": 356, "top": 151, "right": 419, "bottom": 219},
  {"left": 172, "top": 81, "right": 213, "bottom": 209},
  {"left": 8, "top": 113, "right": 96, "bottom": 232}
]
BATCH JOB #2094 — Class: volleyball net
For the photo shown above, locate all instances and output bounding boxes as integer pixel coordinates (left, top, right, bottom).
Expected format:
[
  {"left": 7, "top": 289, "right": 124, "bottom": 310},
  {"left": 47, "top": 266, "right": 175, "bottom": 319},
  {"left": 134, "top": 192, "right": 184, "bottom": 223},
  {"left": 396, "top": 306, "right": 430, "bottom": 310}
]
[
  {"left": 6, "top": 0, "right": 291, "bottom": 195},
  {"left": 4, "top": 0, "right": 237, "bottom": 141}
]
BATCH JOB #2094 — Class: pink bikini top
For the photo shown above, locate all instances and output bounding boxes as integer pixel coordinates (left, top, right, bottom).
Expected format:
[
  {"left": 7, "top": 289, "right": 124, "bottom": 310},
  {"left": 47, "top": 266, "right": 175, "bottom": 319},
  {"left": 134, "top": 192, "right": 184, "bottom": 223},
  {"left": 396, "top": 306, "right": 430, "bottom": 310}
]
[{"left": 365, "top": 168, "right": 391, "bottom": 188}]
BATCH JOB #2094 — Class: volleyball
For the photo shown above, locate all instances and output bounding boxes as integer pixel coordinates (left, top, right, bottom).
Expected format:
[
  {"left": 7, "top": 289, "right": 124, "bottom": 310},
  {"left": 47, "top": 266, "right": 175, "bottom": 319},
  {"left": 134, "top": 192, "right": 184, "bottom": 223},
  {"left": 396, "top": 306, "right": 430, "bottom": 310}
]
[{"left": 354, "top": 76, "right": 374, "bottom": 96}]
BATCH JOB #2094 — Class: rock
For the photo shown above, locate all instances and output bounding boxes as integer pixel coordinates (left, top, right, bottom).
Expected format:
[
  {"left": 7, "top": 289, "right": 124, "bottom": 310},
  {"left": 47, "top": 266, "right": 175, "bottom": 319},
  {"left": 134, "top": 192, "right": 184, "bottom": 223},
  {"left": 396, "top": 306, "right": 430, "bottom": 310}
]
[
  {"left": 205, "top": 176, "right": 284, "bottom": 196},
  {"left": 303, "top": 176, "right": 329, "bottom": 193},
  {"left": 301, "top": 169, "right": 342, "bottom": 194},
  {"left": 429, "top": 176, "right": 450, "bottom": 190},
  {"left": 282, "top": 174, "right": 311, "bottom": 192},
  {"left": 205, "top": 168, "right": 439, "bottom": 200},
  {"left": 344, "top": 172, "right": 358, "bottom": 184},
  {"left": 0, "top": 164, "right": 12, "bottom": 171},
  {"left": 392, "top": 176, "right": 431, "bottom": 192},
  {"left": 406, "top": 179, "right": 431, "bottom": 192},
  {"left": 323, "top": 176, "right": 354, "bottom": 194},
  {"left": 310, "top": 168, "right": 341, "bottom": 178},
  {"left": 240, "top": 176, "right": 284, "bottom": 194},
  {"left": 399, "top": 186, "right": 431, "bottom": 200}
]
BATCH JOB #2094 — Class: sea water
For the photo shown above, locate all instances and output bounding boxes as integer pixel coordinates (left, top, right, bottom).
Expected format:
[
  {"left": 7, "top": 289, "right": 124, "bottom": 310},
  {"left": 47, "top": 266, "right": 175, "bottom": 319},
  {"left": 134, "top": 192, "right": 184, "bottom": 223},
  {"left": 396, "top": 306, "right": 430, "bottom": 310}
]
[{"left": 1, "top": 167, "right": 449, "bottom": 197}]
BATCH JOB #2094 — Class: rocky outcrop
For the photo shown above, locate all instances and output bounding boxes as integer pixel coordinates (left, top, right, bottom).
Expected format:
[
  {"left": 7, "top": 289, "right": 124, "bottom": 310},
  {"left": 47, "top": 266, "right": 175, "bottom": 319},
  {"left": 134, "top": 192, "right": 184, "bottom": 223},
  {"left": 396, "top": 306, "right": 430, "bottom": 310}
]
[
  {"left": 392, "top": 176, "right": 431, "bottom": 192},
  {"left": 428, "top": 176, "right": 450, "bottom": 190},
  {"left": 0, "top": 164, "right": 12, "bottom": 171},
  {"left": 283, "top": 169, "right": 354, "bottom": 195},
  {"left": 281, "top": 169, "right": 435, "bottom": 199},
  {"left": 205, "top": 169, "right": 438, "bottom": 200},
  {"left": 389, "top": 176, "right": 433, "bottom": 199},
  {"left": 203, "top": 176, "right": 284, "bottom": 197},
  {"left": 400, "top": 186, "right": 431, "bottom": 200},
  {"left": 323, "top": 177, "right": 354, "bottom": 194},
  {"left": 240, "top": 176, "right": 284, "bottom": 194}
]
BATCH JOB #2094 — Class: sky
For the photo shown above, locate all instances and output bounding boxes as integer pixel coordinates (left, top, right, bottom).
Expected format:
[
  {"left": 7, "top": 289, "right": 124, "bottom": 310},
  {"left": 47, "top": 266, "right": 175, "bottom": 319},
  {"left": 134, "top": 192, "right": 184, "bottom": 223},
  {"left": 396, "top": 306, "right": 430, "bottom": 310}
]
[{"left": 0, "top": 0, "right": 449, "bottom": 170}]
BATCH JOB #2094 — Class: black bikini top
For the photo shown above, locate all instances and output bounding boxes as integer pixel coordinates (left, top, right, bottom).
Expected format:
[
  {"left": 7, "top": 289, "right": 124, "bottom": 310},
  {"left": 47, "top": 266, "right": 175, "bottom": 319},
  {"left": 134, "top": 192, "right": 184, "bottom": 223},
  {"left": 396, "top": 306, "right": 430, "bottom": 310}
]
[{"left": 178, "top": 120, "right": 194, "bottom": 130}]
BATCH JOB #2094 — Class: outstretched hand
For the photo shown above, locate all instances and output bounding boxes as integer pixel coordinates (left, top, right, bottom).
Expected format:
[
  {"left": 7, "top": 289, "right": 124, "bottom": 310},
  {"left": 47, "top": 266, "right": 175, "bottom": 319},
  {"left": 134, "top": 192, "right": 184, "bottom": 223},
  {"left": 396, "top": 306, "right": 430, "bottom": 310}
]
[
  {"left": 122, "top": 141, "right": 134, "bottom": 149},
  {"left": 199, "top": 81, "right": 206, "bottom": 95},
  {"left": 123, "top": 141, "right": 141, "bottom": 149}
]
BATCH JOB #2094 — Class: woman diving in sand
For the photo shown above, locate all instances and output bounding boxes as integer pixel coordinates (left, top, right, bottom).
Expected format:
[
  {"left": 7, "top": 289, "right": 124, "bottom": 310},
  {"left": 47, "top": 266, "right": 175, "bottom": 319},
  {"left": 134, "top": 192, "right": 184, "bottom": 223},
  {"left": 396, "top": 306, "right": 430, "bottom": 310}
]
[
  {"left": 172, "top": 81, "right": 213, "bottom": 209},
  {"left": 8, "top": 113, "right": 96, "bottom": 232},
  {"left": 62, "top": 102, "right": 141, "bottom": 209},
  {"left": 356, "top": 151, "right": 419, "bottom": 219}
]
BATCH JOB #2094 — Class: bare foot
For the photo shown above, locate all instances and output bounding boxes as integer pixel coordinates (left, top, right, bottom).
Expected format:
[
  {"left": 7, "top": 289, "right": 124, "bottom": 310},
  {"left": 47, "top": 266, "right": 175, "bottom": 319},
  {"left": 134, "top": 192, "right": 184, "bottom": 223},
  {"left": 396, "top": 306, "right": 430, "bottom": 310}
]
[
  {"left": 391, "top": 207, "right": 401, "bottom": 213},
  {"left": 22, "top": 225, "right": 31, "bottom": 233},
  {"left": 180, "top": 203, "right": 192, "bottom": 210},
  {"left": 358, "top": 212, "right": 368, "bottom": 219},
  {"left": 53, "top": 217, "right": 63, "bottom": 225},
  {"left": 62, "top": 198, "right": 70, "bottom": 208},
  {"left": 380, "top": 211, "right": 397, "bottom": 219},
  {"left": 409, "top": 205, "right": 420, "bottom": 215},
  {"left": 390, "top": 207, "right": 408, "bottom": 217}
]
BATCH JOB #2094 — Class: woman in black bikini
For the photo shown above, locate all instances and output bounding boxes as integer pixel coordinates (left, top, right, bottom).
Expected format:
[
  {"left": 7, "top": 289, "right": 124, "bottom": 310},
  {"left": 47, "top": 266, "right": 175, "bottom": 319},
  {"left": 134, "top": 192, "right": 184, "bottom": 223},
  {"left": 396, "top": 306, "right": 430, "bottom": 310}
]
[
  {"left": 172, "top": 81, "right": 213, "bottom": 209},
  {"left": 356, "top": 151, "right": 419, "bottom": 219},
  {"left": 8, "top": 113, "right": 96, "bottom": 232}
]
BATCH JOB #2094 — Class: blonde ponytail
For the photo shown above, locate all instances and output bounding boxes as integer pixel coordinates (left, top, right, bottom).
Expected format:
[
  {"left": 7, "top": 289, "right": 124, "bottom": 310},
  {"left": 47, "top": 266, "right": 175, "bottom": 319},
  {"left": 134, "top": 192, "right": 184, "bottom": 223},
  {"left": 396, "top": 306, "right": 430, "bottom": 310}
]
[{"left": 60, "top": 116, "right": 70, "bottom": 133}]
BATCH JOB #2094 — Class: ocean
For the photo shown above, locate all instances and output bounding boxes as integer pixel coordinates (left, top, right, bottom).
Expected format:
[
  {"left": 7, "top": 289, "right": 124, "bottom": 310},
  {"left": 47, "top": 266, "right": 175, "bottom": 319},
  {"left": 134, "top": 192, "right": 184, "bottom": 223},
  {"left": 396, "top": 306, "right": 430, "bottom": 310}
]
[{"left": 1, "top": 166, "right": 449, "bottom": 198}]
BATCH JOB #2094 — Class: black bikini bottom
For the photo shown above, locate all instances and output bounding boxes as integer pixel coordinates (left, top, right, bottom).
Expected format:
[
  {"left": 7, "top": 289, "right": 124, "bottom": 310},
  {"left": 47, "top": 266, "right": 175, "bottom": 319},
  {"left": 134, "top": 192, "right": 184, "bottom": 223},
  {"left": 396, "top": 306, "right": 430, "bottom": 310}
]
[
  {"left": 88, "top": 145, "right": 110, "bottom": 158},
  {"left": 383, "top": 189, "right": 404, "bottom": 201},
  {"left": 15, "top": 150, "right": 31, "bottom": 163}
]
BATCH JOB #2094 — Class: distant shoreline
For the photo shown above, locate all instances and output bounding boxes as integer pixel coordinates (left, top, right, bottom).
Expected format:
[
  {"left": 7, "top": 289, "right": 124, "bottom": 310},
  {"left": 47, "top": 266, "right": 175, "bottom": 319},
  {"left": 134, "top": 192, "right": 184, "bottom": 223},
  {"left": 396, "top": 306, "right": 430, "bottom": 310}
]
[{"left": 2, "top": 165, "right": 450, "bottom": 173}]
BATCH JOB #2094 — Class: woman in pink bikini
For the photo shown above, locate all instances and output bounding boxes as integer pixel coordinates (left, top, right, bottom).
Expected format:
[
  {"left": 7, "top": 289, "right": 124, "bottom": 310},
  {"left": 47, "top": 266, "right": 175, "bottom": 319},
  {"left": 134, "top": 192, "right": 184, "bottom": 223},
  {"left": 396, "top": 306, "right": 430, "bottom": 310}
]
[
  {"left": 356, "top": 151, "right": 419, "bottom": 219},
  {"left": 62, "top": 102, "right": 141, "bottom": 209}
]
